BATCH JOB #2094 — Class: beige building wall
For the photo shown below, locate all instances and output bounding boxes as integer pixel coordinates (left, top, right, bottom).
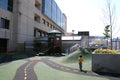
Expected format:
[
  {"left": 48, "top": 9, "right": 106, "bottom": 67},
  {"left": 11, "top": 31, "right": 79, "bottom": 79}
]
[
  {"left": 0, "top": 0, "right": 66, "bottom": 52},
  {"left": 0, "top": 7, "right": 15, "bottom": 51}
]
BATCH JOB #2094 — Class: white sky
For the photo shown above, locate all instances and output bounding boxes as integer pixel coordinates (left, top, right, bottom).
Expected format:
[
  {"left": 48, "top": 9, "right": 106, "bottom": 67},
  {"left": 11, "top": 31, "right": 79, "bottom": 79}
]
[{"left": 55, "top": 0, "right": 120, "bottom": 37}]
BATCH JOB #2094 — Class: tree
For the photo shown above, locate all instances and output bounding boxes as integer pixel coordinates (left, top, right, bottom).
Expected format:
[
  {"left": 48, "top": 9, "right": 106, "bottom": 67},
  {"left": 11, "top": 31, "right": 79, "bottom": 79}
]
[
  {"left": 103, "top": 25, "right": 110, "bottom": 38},
  {"left": 103, "top": 25, "right": 110, "bottom": 48},
  {"left": 103, "top": 0, "right": 116, "bottom": 49}
]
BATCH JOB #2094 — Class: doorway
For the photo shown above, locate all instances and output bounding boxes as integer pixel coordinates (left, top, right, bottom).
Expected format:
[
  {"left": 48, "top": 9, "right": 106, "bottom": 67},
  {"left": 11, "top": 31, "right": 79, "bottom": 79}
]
[{"left": 0, "top": 39, "right": 7, "bottom": 53}]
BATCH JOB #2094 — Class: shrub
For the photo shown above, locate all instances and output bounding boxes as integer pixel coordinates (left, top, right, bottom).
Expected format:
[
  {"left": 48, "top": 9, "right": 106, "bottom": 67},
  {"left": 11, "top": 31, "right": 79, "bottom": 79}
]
[{"left": 93, "top": 48, "right": 120, "bottom": 54}]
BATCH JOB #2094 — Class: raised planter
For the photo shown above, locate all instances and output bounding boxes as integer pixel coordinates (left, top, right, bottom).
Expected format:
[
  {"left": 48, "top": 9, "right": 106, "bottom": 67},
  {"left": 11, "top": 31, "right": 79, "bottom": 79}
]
[{"left": 92, "top": 54, "right": 120, "bottom": 74}]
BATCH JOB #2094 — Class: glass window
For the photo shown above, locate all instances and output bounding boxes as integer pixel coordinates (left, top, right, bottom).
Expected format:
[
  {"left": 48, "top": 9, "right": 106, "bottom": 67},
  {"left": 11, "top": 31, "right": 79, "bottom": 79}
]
[
  {"left": 8, "top": 0, "right": 13, "bottom": 12},
  {"left": 42, "top": 19, "right": 46, "bottom": 24},
  {"left": 0, "top": 0, "right": 13, "bottom": 12},
  {"left": 35, "top": 0, "right": 41, "bottom": 10},
  {"left": 47, "top": 22, "right": 49, "bottom": 27},
  {"left": 34, "top": 14, "right": 40, "bottom": 23},
  {"left": 42, "top": 0, "right": 66, "bottom": 30},
  {"left": 0, "top": 18, "right": 9, "bottom": 29},
  {"left": 50, "top": 24, "right": 52, "bottom": 29},
  {"left": 34, "top": 29, "right": 36, "bottom": 37},
  {"left": 0, "top": 18, "right": 2, "bottom": 28},
  {"left": 0, "top": 0, "right": 8, "bottom": 9}
]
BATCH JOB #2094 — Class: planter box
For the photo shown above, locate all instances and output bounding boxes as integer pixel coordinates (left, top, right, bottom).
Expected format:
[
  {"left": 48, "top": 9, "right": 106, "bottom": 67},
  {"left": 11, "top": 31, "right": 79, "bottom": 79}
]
[{"left": 92, "top": 54, "right": 120, "bottom": 74}]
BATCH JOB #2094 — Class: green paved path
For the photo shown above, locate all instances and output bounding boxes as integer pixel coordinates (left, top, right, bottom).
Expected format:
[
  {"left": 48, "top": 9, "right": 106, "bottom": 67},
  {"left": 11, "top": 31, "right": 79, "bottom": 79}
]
[{"left": 12, "top": 57, "right": 120, "bottom": 80}]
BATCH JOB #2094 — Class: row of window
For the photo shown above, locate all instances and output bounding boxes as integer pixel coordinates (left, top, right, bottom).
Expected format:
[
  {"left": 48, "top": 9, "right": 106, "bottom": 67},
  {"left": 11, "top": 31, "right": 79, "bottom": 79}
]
[
  {"left": 34, "top": 28, "right": 48, "bottom": 37},
  {"left": 0, "top": 18, "right": 9, "bottom": 29},
  {"left": 34, "top": 0, "right": 57, "bottom": 30},
  {"left": 42, "top": 0, "right": 66, "bottom": 30},
  {"left": 0, "top": 0, "right": 13, "bottom": 12},
  {"left": 41, "top": 18, "right": 57, "bottom": 30},
  {"left": 35, "top": 0, "right": 66, "bottom": 31},
  {"left": 34, "top": 13, "right": 57, "bottom": 30},
  {"left": 34, "top": 0, "right": 58, "bottom": 36}
]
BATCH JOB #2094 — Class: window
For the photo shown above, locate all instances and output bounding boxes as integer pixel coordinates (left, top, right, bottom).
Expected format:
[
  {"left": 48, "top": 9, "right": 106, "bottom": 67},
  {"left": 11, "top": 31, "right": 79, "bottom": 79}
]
[
  {"left": 34, "top": 14, "right": 40, "bottom": 23},
  {"left": 0, "top": 0, "right": 13, "bottom": 12},
  {"left": 35, "top": 0, "right": 41, "bottom": 10},
  {"left": 8, "top": 0, "right": 13, "bottom": 12},
  {"left": 50, "top": 24, "right": 52, "bottom": 29},
  {"left": 0, "top": 18, "right": 9, "bottom": 29},
  {"left": 53, "top": 26, "right": 55, "bottom": 30},
  {"left": 0, "top": 0, "right": 8, "bottom": 9},
  {"left": 0, "top": 39, "right": 7, "bottom": 52},
  {"left": 42, "top": 19, "right": 46, "bottom": 24},
  {"left": 47, "top": 22, "right": 49, "bottom": 27},
  {"left": 34, "top": 29, "right": 36, "bottom": 37}
]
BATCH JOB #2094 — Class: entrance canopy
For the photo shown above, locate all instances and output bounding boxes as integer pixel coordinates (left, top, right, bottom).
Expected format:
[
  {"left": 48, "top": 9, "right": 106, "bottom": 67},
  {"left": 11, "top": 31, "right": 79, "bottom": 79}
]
[{"left": 48, "top": 30, "right": 61, "bottom": 34}]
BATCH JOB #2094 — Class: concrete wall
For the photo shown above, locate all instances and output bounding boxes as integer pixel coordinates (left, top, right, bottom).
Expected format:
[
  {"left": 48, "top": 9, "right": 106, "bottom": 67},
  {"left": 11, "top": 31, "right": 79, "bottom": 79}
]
[
  {"left": 15, "top": 0, "right": 66, "bottom": 51},
  {"left": 92, "top": 54, "right": 120, "bottom": 74},
  {"left": 0, "top": 8, "right": 15, "bottom": 51},
  {"left": 0, "top": 0, "right": 66, "bottom": 52}
]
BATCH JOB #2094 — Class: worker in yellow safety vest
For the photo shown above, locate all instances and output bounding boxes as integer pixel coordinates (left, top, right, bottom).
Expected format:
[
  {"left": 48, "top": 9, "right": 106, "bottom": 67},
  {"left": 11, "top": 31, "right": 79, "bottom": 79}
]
[{"left": 78, "top": 55, "right": 84, "bottom": 71}]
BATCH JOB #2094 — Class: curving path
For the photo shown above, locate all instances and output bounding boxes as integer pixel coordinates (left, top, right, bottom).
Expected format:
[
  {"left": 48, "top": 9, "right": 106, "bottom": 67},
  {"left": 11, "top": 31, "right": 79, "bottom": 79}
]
[
  {"left": 12, "top": 57, "right": 120, "bottom": 80},
  {"left": 13, "top": 57, "right": 41, "bottom": 80},
  {"left": 41, "top": 58, "right": 120, "bottom": 80}
]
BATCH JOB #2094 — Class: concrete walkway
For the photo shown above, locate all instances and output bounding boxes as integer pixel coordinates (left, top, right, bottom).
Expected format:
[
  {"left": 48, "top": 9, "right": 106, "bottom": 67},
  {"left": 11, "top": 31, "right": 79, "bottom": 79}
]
[{"left": 12, "top": 57, "right": 120, "bottom": 80}]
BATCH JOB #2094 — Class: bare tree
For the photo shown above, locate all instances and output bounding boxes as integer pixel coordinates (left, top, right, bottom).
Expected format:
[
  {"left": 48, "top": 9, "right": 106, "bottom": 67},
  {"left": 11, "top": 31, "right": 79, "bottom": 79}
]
[{"left": 103, "top": 0, "right": 116, "bottom": 49}]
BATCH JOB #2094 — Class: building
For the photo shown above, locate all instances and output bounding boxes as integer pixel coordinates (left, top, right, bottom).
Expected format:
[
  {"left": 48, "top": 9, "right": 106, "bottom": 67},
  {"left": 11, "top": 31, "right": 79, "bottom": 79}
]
[{"left": 0, "top": 0, "right": 67, "bottom": 52}]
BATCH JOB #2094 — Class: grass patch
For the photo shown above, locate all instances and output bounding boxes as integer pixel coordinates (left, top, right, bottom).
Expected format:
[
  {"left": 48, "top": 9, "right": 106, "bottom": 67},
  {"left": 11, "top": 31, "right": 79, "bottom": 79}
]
[
  {"left": 50, "top": 50, "right": 92, "bottom": 71},
  {"left": 62, "top": 51, "right": 82, "bottom": 63},
  {"left": 0, "top": 60, "right": 27, "bottom": 80},
  {"left": 62, "top": 50, "right": 91, "bottom": 63},
  {"left": 34, "top": 62, "right": 109, "bottom": 80}
]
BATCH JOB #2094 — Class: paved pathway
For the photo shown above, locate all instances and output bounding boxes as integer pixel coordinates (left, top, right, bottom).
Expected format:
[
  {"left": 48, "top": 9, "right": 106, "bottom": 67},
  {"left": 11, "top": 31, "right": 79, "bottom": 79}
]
[
  {"left": 13, "top": 57, "right": 41, "bottom": 80},
  {"left": 41, "top": 58, "right": 120, "bottom": 80},
  {"left": 12, "top": 57, "right": 120, "bottom": 80}
]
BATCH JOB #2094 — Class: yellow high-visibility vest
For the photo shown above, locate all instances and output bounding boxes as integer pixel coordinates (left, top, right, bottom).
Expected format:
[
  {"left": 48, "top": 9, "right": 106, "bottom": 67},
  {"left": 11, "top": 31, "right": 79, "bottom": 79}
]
[{"left": 78, "top": 57, "right": 83, "bottom": 62}]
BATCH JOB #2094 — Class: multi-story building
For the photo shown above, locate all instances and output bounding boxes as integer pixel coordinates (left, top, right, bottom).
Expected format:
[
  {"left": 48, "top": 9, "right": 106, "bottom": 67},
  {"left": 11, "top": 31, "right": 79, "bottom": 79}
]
[{"left": 0, "top": 0, "right": 67, "bottom": 52}]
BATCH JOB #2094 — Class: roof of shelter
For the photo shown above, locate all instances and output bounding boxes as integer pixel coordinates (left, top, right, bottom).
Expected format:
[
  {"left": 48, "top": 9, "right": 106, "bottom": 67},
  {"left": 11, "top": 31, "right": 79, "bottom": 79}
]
[{"left": 49, "top": 30, "right": 61, "bottom": 34}]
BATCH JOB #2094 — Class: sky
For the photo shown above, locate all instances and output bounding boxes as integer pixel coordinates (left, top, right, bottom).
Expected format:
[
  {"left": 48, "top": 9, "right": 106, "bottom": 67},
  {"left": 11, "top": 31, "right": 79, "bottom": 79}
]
[{"left": 55, "top": 0, "right": 120, "bottom": 37}]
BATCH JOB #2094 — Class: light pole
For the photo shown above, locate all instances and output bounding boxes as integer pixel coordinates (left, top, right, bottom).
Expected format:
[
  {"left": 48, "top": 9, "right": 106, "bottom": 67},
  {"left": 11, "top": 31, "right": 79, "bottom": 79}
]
[{"left": 72, "top": 30, "right": 75, "bottom": 45}]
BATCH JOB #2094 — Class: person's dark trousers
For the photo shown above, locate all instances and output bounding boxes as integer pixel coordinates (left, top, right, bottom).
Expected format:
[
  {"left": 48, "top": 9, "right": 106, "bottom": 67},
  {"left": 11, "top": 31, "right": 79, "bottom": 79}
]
[{"left": 79, "top": 62, "right": 82, "bottom": 71}]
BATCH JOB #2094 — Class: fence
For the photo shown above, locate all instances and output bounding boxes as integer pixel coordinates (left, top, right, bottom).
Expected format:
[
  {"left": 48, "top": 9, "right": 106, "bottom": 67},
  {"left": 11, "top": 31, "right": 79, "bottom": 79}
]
[{"left": 24, "top": 41, "right": 34, "bottom": 53}]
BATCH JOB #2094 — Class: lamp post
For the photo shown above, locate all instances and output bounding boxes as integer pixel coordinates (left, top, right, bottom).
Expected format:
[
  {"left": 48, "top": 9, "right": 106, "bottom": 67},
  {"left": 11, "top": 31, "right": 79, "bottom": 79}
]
[{"left": 72, "top": 30, "right": 75, "bottom": 45}]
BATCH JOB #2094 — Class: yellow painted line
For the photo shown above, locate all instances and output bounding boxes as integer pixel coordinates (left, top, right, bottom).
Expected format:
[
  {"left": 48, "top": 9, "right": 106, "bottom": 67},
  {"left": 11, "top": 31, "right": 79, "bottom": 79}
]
[
  {"left": 25, "top": 73, "right": 27, "bottom": 76},
  {"left": 24, "top": 68, "right": 27, "bottom": 80},
  {"left": 24, "top": 76, "right": 27, "bottom": 80},
  {"left": 24, "top": 62, "right": 33, "bottom": 80}
]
